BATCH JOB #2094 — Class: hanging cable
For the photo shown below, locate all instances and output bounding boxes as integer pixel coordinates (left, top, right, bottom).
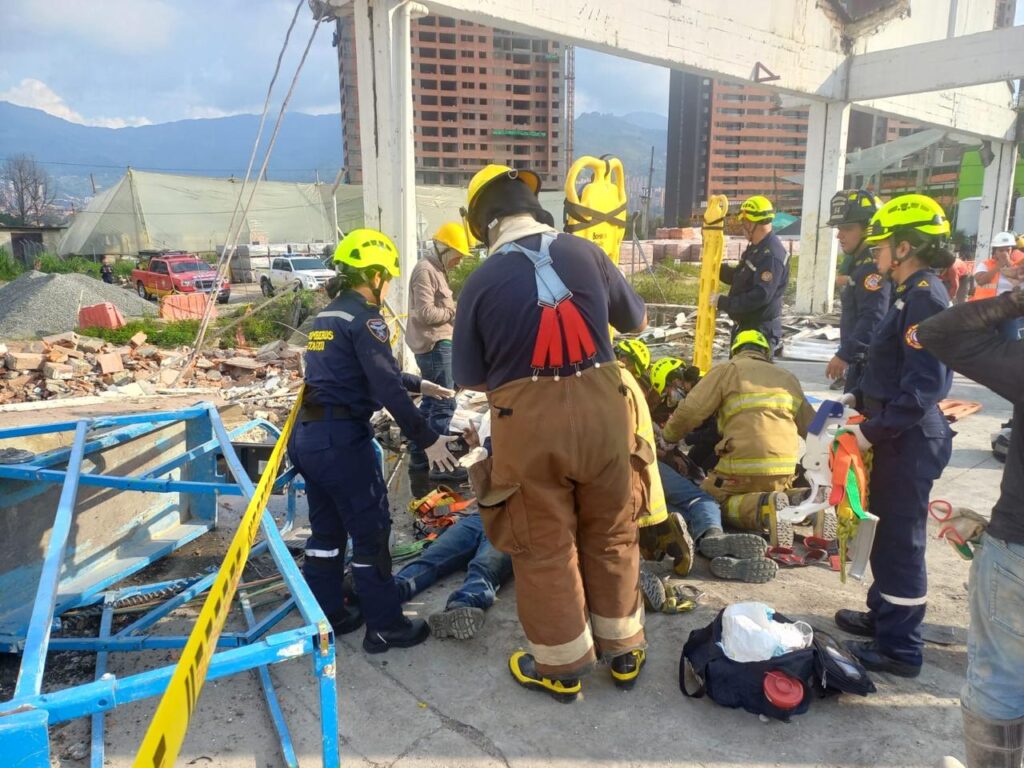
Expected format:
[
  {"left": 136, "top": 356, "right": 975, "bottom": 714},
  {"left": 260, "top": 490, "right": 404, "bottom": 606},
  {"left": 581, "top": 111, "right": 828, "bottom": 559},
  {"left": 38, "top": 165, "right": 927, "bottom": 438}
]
[{"left": 175, "top": 8, "right": 323, "bottom": 384}]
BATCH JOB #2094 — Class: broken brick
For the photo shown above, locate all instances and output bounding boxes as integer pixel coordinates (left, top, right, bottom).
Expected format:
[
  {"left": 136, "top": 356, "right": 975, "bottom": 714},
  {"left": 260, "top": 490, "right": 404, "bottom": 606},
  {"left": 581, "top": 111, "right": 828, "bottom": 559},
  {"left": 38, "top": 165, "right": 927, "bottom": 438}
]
[
  {"left": 5, "top": 352, "right": 45, "bottom": 371},
  {"left": 42, "top": 331, "right": 79, "bottom": 348},
  {"left": 129, "top": 332, "right": 148, "bottom": 348},
  {"left": 43, "top": 362, "right": 74, "bottom": 381},
  {"left": 96, "top": 352, "right": 124, "bottom": 374},
  {"left": 78, "top": 337, "right": 106, "bottom": 354}
]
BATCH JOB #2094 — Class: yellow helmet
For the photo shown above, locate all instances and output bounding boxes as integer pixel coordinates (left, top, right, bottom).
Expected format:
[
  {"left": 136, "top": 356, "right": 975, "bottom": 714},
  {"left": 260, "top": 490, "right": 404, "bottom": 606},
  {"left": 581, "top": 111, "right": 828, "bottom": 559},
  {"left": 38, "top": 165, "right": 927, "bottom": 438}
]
[
  {"left": 864, "top": 194, "right": 950, "bottom": 244},
  {"left": 731, "top": 329, "right": 771, "bottom": 357},
  {"left": 614, "top": 338, "right": 651, "bottom": 372},
  {"left": 467, "top": 164, "right": 541, "bottom": 211},
  {"left": 333, "top": 228, "right": 400, "bottom": 278},
  {"left": 738, "top": 195, "right": 775, "bottom": 223},
  {"left": 1017, "top": 235, "right": 1024, "bottom": 250},
  {"left": 649, "top": 357, "right": 685, "bottom": 396},
  {"left": 433, "top": 221, "right": 471, "bottom": 257}
]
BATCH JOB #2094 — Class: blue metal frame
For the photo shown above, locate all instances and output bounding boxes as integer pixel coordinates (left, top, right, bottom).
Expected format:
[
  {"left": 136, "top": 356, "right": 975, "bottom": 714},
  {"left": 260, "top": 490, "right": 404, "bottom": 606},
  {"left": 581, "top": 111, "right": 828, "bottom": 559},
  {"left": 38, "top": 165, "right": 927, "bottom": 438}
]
[{"left": 0, "top": 404, "right": 339, "bottom": 767}]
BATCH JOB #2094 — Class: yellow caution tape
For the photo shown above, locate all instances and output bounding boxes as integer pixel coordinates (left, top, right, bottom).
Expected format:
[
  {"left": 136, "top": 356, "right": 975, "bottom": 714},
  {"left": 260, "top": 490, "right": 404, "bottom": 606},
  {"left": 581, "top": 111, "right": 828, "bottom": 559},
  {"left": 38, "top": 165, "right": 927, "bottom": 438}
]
[{"left": 133, "top": 388, "right": 305, "bottom": 768}]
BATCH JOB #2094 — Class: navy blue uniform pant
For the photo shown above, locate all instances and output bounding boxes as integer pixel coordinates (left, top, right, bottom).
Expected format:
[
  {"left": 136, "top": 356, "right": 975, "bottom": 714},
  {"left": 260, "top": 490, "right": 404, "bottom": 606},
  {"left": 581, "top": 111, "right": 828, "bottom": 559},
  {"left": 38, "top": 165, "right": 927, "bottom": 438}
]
[
  {"left": 843, "top": 358, "right": 865, "bottom": 394},
  {"left": 288, "top": 418, "right": 403, "bottom": 632},
  {"left": 865, "top": 422, "right": 952, "bottom": 665}
]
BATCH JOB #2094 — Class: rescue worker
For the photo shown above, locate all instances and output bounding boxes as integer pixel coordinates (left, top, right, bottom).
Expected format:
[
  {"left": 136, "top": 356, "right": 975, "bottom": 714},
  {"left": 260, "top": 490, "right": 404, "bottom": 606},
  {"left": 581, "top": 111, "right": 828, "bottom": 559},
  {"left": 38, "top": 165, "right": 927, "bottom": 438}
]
[
  {"left": 919, "top": 289, "right": 1024, "bottom": 768},
  {"left": 824, "top": 190, "right": 889, "bottom": 393},
  {"left": 406, "top": 221, "right": 471, "bottom": 479},
  {"left": 453, "top": 164, "right": 649, "bottom": 701},
  {"left": 289, "top": 228, "right": 459, "bottom": 654},
  {"left": 613, "top": 341, "right": 695, "bottom": 582},
  {"left": 715, "top": 196, "right": 790, "bottom": 354},
  {"left": 972, "top": 231, "right": 1023, "bottom": 341},
  {"left": 648, "top": 357, "right": 717, "bottom": 475},
  {"left": 661, "top": 330, "right": 815, "bottom": 548},
  {"left": 833, "top": 194, "right": 955, "bottom": 677}
]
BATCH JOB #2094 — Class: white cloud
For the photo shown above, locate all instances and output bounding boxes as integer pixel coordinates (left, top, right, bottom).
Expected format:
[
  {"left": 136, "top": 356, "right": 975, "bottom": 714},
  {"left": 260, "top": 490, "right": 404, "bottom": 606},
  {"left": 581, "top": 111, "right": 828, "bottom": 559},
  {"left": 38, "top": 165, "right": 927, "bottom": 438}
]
[
  {"left": 0, "top": 78, "right": 151, "bottom": 127},
  {"left": 9, "top": 0, "right": 180, "bottom": 54},
  {"left": 184, "top": 105, "right": 248, "bottom": 120}
]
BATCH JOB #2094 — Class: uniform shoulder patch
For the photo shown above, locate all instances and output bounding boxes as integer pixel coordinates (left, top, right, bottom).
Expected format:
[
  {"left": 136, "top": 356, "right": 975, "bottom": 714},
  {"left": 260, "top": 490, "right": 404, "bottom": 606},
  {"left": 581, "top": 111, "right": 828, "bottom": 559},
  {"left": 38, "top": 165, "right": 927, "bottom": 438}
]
[
  {"left": 366, "top": 317, "right": 390, "bottom": 343},
  {"left": 863, "top": 273, "right": 883, "bottom": 291},
  {"left": 904, "top": 323, "right": 923, "bottom": 349},
  {"left": 760, "top": 270, "right": 773, "bottom": 282},
  {"left": 917, "top": 279, "right": 929, "bottom": 287}
]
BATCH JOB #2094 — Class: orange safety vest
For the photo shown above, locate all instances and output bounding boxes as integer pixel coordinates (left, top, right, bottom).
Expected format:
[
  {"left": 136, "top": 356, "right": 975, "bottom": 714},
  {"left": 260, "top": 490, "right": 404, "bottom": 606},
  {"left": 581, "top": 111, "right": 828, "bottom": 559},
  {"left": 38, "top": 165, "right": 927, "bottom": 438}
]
[{"left": 972, "top": 251, "right": 1024, "bottom": 301}]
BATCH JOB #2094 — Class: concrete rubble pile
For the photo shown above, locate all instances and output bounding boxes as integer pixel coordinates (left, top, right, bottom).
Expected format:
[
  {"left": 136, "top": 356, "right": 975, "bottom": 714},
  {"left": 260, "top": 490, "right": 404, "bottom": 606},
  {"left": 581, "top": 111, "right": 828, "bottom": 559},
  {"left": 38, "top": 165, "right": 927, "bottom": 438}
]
[{"left": 0, "top": 334, "right": 305, "bottom": 421}]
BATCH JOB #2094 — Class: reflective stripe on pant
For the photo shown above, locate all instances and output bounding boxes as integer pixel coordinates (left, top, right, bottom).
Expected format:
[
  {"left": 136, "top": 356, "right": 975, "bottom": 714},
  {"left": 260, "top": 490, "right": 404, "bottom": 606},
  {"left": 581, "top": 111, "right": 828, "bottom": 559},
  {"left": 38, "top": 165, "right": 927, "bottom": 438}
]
[
  {"left": 701, "top": 472, "right": 793, "bottom": 532},
  {"left": 865, "top": 424, "right": 952, "bottom": 665},
  {"left": 288, "top": 418, "right": 404, "bottom": 632},
  {"left": 486, "top": 366, "right": 644, "bottom": 678}
]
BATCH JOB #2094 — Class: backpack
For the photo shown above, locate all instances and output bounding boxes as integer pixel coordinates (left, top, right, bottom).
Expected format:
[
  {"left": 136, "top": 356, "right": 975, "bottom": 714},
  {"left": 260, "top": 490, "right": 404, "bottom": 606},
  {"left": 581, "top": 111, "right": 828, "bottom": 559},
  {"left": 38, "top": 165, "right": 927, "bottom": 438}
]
[{"left": 679, "top": 608, "right": 875, "bottom": 721}]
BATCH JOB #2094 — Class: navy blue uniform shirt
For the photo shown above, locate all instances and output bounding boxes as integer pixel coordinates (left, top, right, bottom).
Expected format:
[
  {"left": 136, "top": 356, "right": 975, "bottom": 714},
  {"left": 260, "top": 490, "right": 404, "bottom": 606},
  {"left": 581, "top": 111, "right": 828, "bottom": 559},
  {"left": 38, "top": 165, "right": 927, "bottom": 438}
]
[
  {"left": 453, "top": 232, "right": 646, "bottom": 390},
  {"left": 718, "top": 232, "right": 789, "bottom": 344},
  {"left": 304, "top": 290, "right": 436, "bottom": 448},
  {"left": 856, "top": 269, "right": 952, "bottom": 444},
  {"left": 837, "top": 247, "right": 891, "bottom": 363}
]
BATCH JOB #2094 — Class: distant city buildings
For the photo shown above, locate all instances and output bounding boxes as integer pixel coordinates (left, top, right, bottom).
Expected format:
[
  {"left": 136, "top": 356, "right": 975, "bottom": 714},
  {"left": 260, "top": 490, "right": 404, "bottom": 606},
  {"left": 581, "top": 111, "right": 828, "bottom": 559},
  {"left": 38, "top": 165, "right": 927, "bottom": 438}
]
[{"left": 335, "top": 13, "right": 568, "bottom": 188}]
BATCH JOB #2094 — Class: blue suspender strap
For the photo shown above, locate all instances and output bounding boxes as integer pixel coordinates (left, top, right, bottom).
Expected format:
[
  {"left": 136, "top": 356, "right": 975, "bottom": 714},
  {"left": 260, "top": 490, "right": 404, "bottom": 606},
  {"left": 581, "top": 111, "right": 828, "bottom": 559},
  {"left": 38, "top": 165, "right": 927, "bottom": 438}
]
[{"left": 501, "top": 233, "right": 571, "bottom": 307}]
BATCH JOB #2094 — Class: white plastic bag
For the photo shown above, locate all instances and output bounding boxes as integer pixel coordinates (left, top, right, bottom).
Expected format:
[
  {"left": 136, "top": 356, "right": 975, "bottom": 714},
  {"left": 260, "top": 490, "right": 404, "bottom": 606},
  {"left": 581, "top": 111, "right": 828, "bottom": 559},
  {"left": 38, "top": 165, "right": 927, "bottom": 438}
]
[{"left": 720, "top": 602, "right": 814, "bottom": 663}]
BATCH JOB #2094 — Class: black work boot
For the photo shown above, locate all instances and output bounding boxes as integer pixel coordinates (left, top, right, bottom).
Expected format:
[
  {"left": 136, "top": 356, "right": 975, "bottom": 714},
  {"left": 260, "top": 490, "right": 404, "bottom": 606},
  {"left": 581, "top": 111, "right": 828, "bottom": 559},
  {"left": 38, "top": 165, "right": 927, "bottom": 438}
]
[
  {"left": 846, "top": 640, "right": 920, "bottom": 678},
  {"left": 710, "top": 556, "right": 778, "bottom": 584},
  {"left": 610, "top": 649, "right": 646, "bottom": 691},
  {"left": 363, "top": 617, "right": 430, "bottom": 654},
  {"left": 508, "top": 651, "right": 581, "bottom": 703},
  {"left": 327, "top": 605, "right": 365, "bottom": 635},
  {"left": 834, "top": 609, "right": 875, "bottom": 638}
]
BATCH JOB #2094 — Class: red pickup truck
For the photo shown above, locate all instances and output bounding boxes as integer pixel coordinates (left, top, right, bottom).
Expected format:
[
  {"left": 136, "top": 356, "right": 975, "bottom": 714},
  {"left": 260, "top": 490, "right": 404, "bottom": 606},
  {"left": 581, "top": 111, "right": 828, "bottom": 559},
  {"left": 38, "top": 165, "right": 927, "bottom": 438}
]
[{"left": 132, "top": 252, "right": 230, "bottom": 304}]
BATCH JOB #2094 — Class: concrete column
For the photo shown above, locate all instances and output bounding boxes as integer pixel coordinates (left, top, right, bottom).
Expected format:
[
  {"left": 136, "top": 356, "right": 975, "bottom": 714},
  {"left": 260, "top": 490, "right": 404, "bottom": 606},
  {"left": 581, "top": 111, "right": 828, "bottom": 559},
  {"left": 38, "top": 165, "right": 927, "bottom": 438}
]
[
  {"left": 351, "top": 0, "right": 419, "bottom": 368},
  {"left": 975, "top": 140, "right": 1018, "bottom": 260},
  {"left": 795, "top": 100, "right": 850, "bottom": 315}
]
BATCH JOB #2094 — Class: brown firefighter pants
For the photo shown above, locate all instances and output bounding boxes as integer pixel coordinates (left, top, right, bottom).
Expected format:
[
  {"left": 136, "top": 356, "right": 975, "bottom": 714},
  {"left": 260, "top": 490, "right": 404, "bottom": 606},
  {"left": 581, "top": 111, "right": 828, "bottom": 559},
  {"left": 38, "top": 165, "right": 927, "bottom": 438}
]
[
  {"left": 481, "top": 364, "right": 645, "bottom": 679},
  {"left": 700, "top": 472, "right": 796, "bottom": 532}
]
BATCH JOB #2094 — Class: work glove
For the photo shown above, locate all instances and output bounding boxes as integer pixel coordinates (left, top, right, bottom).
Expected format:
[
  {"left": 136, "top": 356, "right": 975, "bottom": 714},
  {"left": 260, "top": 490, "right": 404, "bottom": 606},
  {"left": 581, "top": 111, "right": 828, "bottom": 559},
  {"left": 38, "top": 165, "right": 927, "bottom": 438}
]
[
  {"left": 425, "top": 435, "right": 459, "bottom": 472},
  {"left": 709, "top": 292, "right": 722, "bottom": 309},
  {"left": 421, "top": 380, "right": 455, "bottom": 399},
  {"left": 842, "top": 424, "right": 872, "bottom": 452},
  {"left": 838, "top": 392, "right": 857, "bottom": 408}
]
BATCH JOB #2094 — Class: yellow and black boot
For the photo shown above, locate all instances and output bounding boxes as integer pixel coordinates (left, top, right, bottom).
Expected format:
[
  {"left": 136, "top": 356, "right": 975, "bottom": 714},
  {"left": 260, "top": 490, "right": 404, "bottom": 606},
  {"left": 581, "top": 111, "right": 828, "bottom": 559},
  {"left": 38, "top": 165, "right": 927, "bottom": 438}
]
[
  {"left": 758, "top": 492, "right": 794, "bottom": 548},
  {"left": 610, "top": 649, "right": 646, "bottom": 691},
  {"left": 639, "top": 513, "right": 695, "bottom": 576},
  {"left": 508, "top": 651, "right": 581, "bottom": 703}
]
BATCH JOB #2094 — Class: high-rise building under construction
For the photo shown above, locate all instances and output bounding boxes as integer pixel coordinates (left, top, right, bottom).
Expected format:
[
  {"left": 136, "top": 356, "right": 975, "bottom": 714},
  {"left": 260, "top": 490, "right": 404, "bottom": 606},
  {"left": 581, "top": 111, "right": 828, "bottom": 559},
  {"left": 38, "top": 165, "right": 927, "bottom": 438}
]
[{"left": 335, "top": 14, "right": 569, "bottom": 188}]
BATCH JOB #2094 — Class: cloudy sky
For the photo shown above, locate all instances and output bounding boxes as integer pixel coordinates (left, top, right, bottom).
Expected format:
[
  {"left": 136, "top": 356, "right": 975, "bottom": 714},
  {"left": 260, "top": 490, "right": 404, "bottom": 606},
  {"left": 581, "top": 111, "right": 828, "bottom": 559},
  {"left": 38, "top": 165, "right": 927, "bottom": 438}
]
[{"left": 0, "top": 0, "right": 669, "bottom": 128}]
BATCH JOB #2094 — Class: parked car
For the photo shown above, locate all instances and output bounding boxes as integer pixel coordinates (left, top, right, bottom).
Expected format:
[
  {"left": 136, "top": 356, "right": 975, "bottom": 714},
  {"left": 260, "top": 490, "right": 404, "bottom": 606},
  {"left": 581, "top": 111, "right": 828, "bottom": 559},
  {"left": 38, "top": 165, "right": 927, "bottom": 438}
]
[
  {"left": 257, "top": 256, "right": 336, "bottom": 297},
  {"left": 132, "top": 253, "right": 230, "bottom": 304}
]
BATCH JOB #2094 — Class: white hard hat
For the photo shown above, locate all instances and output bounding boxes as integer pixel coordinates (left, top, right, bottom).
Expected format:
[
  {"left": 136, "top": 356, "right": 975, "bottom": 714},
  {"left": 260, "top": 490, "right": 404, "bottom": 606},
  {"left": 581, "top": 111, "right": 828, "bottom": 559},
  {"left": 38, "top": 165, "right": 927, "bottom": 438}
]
[{"left": 991, "top": 231, "right": 1017, "bottom": 248}]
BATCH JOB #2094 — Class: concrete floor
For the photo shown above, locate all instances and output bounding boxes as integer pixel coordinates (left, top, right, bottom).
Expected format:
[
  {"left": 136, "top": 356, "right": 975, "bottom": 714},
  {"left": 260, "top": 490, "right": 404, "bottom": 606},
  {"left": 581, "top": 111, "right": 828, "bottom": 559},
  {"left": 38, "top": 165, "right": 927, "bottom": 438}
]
[{"left": 43, "top": 360, "right": 1008, "bottom": 768}]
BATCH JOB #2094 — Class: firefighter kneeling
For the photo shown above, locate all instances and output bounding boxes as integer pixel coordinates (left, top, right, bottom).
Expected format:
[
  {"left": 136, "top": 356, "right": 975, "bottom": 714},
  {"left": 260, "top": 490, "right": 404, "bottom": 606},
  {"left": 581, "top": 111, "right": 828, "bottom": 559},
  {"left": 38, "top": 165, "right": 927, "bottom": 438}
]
[{"left": 661, "top": 330, "right": 815, "bottom": 547}]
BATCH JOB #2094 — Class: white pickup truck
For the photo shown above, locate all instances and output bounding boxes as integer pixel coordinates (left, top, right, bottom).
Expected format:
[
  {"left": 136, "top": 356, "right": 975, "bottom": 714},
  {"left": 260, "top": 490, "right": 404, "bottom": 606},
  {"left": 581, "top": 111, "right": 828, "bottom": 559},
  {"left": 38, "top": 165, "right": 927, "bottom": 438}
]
[{"left": 257, "top": 256, "right": 336, "bottom": 297}]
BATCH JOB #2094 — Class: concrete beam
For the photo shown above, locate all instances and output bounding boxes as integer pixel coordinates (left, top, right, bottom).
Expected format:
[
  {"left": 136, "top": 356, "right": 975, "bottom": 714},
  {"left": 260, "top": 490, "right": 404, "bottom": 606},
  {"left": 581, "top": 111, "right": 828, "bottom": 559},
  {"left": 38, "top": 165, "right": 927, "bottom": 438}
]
[
  {"left": 795, "top": 101, "right": 850, "bottom": 315},
  {"left": 420, "top": 0, "right": 1017, "bottom": 140},
  {"left": 846, "top": 24, "right": 1024, "bottom": 102},
  {"left": 975, "top": 140, "right": 1019, "bottom": 260}
]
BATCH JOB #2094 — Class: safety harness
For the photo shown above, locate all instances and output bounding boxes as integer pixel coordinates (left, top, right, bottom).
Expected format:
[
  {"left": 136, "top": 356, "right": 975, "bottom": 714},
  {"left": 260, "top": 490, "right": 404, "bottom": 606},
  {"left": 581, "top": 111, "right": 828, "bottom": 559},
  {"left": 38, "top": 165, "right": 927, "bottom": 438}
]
[
  {"left": 408, "top": 485, "right": 476, "bottom": 537},
  {"left": 495, "top": 232, "right": 599, "bottom": 380}
]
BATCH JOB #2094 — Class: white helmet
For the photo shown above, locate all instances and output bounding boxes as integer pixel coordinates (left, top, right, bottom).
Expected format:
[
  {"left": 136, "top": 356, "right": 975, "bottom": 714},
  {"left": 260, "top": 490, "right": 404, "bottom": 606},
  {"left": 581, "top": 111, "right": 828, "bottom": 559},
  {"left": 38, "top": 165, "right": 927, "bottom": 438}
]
[{"left": 991, "top": 231, "right": 1017, "bottom": 249}]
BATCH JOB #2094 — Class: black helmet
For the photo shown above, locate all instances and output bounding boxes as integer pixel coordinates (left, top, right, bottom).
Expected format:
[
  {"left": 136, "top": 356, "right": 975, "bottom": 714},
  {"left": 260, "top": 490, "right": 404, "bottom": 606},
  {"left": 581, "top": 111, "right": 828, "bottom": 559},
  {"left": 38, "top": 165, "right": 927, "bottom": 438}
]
[{"left": 827, "top": 189, "right": 881, "bottom": 227}]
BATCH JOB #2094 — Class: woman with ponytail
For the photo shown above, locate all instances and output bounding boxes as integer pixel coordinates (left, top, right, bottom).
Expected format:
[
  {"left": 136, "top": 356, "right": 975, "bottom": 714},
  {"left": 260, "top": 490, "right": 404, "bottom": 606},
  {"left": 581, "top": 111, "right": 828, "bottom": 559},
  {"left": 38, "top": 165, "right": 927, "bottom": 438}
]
[{"left": 832, "top": 194, "right": 955, "bottom": 678}]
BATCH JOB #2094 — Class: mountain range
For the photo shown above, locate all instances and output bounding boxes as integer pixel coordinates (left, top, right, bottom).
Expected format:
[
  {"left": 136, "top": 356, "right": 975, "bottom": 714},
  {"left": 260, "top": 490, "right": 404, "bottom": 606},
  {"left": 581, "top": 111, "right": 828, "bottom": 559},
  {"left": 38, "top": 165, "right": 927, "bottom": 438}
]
[{"left": 0, "top": 101, "right": 667, "bottom": 208}]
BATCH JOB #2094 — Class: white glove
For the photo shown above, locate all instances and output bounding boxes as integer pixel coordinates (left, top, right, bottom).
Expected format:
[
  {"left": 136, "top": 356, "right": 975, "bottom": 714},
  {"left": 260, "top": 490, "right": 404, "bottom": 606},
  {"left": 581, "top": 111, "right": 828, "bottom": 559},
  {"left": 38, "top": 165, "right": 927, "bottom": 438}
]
[
  {"left": 843, "top": 424, "right": 872, "bottom": 452},
  {"left": 709, "top": 292, "right": 721, "bottom": 309},
  {"left": 839, "top": 393, "right": 857, "bottom": 407},
  {"left": 425, "top": 435, "right": 459, "bottom": 472},
  {"left": 421, "top": 380, "right": 455, "bottom": 399}
]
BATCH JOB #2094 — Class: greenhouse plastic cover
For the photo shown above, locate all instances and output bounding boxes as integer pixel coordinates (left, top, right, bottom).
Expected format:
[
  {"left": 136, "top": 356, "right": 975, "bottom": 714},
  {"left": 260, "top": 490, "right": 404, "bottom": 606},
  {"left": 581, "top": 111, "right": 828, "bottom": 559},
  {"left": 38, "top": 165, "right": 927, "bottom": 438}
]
[{"left": 59, "top": 170, "right": 567, "bottom": 256}]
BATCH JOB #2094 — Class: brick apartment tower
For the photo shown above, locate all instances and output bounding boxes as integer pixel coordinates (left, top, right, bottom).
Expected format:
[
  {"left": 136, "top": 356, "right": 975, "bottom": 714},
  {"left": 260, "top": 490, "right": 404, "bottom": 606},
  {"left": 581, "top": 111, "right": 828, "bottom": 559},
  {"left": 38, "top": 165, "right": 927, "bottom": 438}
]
[
  {"left": 665, "top": 78, "right": 810, "bottom": 226},
  {"left": 336, "top": 14, "right": 567, "bottom": 187}
]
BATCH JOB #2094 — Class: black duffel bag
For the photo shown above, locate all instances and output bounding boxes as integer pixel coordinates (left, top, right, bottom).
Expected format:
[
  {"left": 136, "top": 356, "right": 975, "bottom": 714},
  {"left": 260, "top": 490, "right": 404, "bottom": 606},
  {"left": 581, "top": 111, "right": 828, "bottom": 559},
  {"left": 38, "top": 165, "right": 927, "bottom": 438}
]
[{"left": 679, "top": 608, "right": 875, "bottom": 721}]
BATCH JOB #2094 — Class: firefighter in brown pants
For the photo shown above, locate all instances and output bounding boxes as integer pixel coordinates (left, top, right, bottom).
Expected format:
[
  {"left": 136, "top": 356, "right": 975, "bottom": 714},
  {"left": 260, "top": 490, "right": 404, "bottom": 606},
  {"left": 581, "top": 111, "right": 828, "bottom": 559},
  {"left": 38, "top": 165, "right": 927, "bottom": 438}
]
[{"left": 453, "top": 164, "right": 649, "bottom": 701}]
